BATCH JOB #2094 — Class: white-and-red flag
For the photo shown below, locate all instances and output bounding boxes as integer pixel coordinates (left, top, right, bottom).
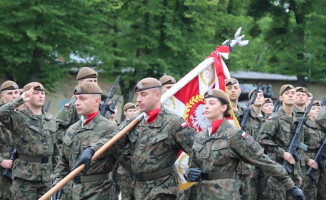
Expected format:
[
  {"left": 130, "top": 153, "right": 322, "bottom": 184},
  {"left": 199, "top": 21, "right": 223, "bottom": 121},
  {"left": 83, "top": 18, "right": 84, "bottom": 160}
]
[{"left": 161, "top": 46, "right": 231, "bottom": 190}]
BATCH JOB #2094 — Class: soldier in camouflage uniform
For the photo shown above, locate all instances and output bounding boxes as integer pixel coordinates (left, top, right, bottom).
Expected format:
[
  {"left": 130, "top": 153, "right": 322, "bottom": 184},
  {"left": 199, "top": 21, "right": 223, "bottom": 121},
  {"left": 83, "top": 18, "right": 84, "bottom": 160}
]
[
  {"left": 259, "top": 84, "right": 304, "bottom": 200},
  {"left": 262, "top": 98, "right": 274, "bottom": 116},
  {"left": 55, "top": 67, "right": 98, "bottom": 200},
  {"left": 185, "top": 88, "right": 304, "bottom": 200},
  {"left": 301, "top": 101, "right": 324, "bottom": 199},
  {"left": 0, "top": 81, "right": 19, "bottom": 200},
  {"left": 225, "top": 78, "right": 244, "bottom": 121},
  {"left": 53, "top": 82, "right": 118, "bottom": 200},
  {"left": 159, "top": 75, "right": 176, "bottom": 94},
  {"left": 313, "top": 103, "right": 326, "bottom": 200},
  {"left": 294, "top": 87, "right": 309, "bottom": 118},
  {"left": 75, "top": 78, "right": 196, "bottom": 200},
  {"left": 0, "top": 82, "right": 58, "bottom": 200}
]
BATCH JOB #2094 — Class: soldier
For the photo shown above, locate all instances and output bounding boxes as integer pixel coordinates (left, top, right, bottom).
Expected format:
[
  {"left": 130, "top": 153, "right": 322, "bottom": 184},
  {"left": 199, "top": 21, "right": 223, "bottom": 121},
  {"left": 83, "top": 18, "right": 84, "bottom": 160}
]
[
  {"left": 73, "top": 77, "right": 196, "bottom": 200},
  {"left": 294, "top": 87, "right": 309, "bottom": 117},
  {"left": 123, "top": 102, "right": 136, "bottom": 121},
  {"left": 53, "top": 82, "right": 117, "bottom": 199},
  {"left": 106, "top": 101, "right": 118, "bottom": 124},
  {"left": 185, "top": 88, "right": 304, "bottom": 200},
  {"left": 159, "top": 75, "right": 176, "bottom": 94},
  {"left": 259, "top": 84, "right": 303, "bottom": 200},
  {"left": 225, "top": 78, "right": 244, "bottom": 121},
  {"left": 135, "top": 103, "right": 140, "bottom": 114},
  {"left": 262, "top": 98, "right": 274, "bottom": 116},
  {"left": 0, "top": 82, "right": 58, "bottom": 200},
  {"left": 315, "top": 106, "right": 326, "bottom": 200},
  {"left": 0, "top": 81, "right": 19, "bottom": 200},
  {"left": 301, "top": 101, "right": 324, "bottom": 200}
]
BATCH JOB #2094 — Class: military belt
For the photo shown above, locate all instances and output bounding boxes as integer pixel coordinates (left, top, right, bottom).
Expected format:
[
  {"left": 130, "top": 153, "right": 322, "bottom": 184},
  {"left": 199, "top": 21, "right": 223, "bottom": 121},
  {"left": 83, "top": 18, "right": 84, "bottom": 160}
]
[
  {"left": 201, "top": 171, "right": 236, "bottom": 180},
  {"left": 134, "top": 166, "right": 174, "bottom": 181},
  {"left": 18, "top": 154, "right": 50, "bottom": 163},
  {"left": 74, "top": 173, "right": 108, "bottom": 184},
  {"left": 0, "top": 147, "right": 12, "bottom": 153}
]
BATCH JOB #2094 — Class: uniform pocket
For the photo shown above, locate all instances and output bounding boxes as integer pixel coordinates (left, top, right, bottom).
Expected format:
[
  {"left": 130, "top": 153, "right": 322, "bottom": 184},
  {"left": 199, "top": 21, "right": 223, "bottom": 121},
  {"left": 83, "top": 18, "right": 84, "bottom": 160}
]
[{"left": 210, "top": 140, "right": 230, "bottom": 164}]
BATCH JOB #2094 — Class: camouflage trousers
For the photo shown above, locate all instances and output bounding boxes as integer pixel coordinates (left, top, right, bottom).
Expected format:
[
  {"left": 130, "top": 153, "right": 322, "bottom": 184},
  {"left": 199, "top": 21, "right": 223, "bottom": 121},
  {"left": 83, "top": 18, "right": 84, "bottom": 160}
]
[
  {"left": 302, "top": 165, "right": 320, "bottom": 200},
  {"left": 118, "top": 166, "right": 135, "bottom": 200},
  {"left": 112, "top": 164, "right": 120, "bottom": 200},
  {"left": 0, "top": 174, "right": 12, "bottom": 200},
  {"left": 71, "top": 178, "right": 114, "bottom": 200},
  {"left": 317, "top": 164, "right": 326, "bottom": 200},
  {"left": 256, "top": 169, "right": 269, "bottom": 199},
  {"left": 236, "top": 173, "right": 257, "bottom": 200},
  {"left": 12, "top": 177, "right": 52, "bottom": 200},
  {"left": 264, "top": 174, "right": 300, "bottom": 200}
]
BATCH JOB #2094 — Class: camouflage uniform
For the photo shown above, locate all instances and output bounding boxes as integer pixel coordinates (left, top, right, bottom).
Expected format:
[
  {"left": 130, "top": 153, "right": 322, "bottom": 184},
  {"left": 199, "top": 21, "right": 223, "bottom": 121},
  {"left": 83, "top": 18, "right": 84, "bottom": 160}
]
[
  {"left": 315, "top": 107, "right": 326, "bottom": 200},
  {"left": 301, "top": 118, "right": 325, "bottom": 199},
  {"left": 92, "top": 106, "right": 195, "bottom": 200},
  {"left": 189, "top": 119, "right": 295, "bottom": 200},
  {"left": 53, "top": 113, "right": 117, "bottom": 200},
  {"left": 259, "top": 108, "right": 303, "bottom": 200},
  {"left": 0, "top": 102, "right": 14, "bottom": 200},
  {"left": 0, "top": 97, "right": 58, "bottom": 200}
]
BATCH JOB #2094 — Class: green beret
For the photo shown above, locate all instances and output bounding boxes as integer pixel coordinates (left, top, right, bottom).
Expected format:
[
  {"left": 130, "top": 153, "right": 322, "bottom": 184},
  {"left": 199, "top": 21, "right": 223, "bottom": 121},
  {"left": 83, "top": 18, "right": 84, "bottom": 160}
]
[
  {"left": 225, "top": 78, "right": 239, "bottom": 86},
  {"left": 1, "top": 81, "right": 19, "bottom": 91},
  {"left": 23, "top": 82, "right": 45, "bottom": 92},
  {"left": 204, "top": 88, "right": 229, "bottom": 102},
  {"left": 159, "top": 75, "right": 176, "bottom": 85},
  {"left": 279, "top": 84, "right": 295, "bottom": 96},
  {"left": 134, "top": 78, "right": 162, "bottom": 92},
  {"left": 74, "top": 82, "right": 102, "bottom": 95},
  {"left": 123, "top": 102, "right": 135, "bottom": 111},
  {"left": 76, "top": 67, "right": 98, "bottom": 80}
]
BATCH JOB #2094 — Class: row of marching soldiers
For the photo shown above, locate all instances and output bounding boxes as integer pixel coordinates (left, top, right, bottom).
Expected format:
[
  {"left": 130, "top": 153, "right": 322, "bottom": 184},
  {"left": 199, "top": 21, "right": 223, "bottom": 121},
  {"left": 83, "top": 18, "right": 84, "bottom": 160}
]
[{"left": 0, "top": 66, "right": 324, "bottom": 200}]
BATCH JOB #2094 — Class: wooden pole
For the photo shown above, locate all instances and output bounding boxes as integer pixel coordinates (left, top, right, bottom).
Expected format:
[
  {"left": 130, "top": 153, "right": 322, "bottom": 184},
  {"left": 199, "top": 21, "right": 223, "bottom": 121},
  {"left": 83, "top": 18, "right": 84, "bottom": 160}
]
[{"left": 39, "top": 113, "right": 145, "bottom": 200}]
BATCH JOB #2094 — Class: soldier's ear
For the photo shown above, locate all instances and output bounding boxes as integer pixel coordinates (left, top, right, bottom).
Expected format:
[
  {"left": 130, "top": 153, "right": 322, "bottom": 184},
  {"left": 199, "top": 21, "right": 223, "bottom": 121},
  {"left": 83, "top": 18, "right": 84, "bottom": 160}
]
[{"left": 279, "top": 95, "right": 283, "bottom": 102}]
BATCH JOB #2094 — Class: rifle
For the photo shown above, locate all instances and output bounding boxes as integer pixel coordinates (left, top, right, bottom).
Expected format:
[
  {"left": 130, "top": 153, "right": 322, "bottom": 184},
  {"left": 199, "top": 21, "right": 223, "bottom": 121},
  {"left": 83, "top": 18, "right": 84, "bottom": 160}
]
[
  {"left": 306, "top": 137, "right": 326, "bottom": 181},
  {"left": 3, "top": 147, "right": 16, "bottom": 180},
  {"left": 282, "top": 95, "right": 315, "bottom": 174},
  {"left": 44, "top": 100, "right": 52, "bottom": 112},
  {"left": 320, "top": 96, "right": 326, "bottom": 107},
  {"left": 107, "top": 96, "right": 120, "bottom": 116},
  {"left": 240, "top": 82, "right": 261, "bottom": 131},
  {"left": 100, "top": 75, "right": 120, "bottom": 116}
]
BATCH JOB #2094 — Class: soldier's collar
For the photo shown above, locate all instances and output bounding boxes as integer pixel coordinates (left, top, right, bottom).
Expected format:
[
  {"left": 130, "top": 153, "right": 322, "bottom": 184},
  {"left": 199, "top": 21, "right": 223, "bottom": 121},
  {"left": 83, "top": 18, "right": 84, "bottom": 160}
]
[
  {"left": 143, "top": 105, "right": 165, "bottom": 128},
  {"left": 81, "top": 113, "right": 100, "bottom": 129}
]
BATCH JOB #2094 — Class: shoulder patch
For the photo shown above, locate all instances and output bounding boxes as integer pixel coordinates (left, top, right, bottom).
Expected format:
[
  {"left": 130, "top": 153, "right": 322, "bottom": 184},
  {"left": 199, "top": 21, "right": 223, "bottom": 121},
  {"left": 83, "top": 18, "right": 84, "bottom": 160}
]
[
  {"left": 64, "top": 103, "right": 70, "bottom": 108},
  {"left": 267, "top": 116, "right": 273, "bottom": 120},
  {"left": 241, "top": 132, "right": 247, "bottom": 138},
  {"left": 181, "top": 122, "right": 188, "bottom": 128}
]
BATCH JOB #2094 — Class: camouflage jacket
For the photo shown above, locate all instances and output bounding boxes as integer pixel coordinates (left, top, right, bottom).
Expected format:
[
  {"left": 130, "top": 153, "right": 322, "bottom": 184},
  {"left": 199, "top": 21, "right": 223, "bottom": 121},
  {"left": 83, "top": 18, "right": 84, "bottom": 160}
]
[
  {"left": 315, "top": 107, "right": 326, "bottom": 132},
  {"left": 53, "top": 113, "right": 117, "bottom": 197},
  {"left": 0, "top": 97, "right": 58, "bottom": 181},
  {"left": 0, "top": 102, "right": 14, "bottom": 166},
  {"left": 301, "top": 117, "right": 325, "bottom": 165},
  {"left": 258, "top": 108, "right": 303, "bottom": 176},
  {"left": 189, "top": 120, "right": 294, "bottom": 199},
  {"left": 234, "top": 104, "right": 245, "bottom": 123},
  {"left": 92, "top": 106, "right": 195, "bottom": 199}
]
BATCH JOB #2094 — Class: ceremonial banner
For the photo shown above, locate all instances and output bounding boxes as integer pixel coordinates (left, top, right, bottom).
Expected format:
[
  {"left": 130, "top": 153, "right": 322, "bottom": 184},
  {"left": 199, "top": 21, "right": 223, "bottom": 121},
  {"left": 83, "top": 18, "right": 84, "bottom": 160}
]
[{"left": 161, "top": 46, "right": 231, "bottom": 190}]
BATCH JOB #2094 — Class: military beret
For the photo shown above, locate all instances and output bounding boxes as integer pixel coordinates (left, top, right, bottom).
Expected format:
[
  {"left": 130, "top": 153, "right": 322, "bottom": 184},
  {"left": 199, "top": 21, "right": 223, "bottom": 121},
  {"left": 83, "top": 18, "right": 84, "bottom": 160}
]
[
  {"left": 307, "top": 92, "right": 313, "bottom": 97},
  {"left": 74, "top": 82, "right": 102, "bottom": 95},
  {"left": 159, "top": 75, "right": 176, "bottom": 85},
  {"left": 312, "top": 101, "right": 321, "bottom": 107},
  {"left": 225, "top": 78, "right": 239, "bottom": 86},
  {"left": 204, "top": 88, "right": 229, "bottom": 103},
  {"left": 76, "top": 67, "right": 98, "bottom": 80},
  {"left": 1, "top": 81, "right": 19, "bottom": 91},
  {"left": 23, "top": 82, "right": 45, "bottom": 92},
  {"left": 123, "top": 102, "right": 135, "bottom": 111},
  {"left": 279, "top": 84, "right": 295, "bottom": 96},
  {"left": 19, "top": 89, "right": 23, "bottom": 95},
  {"left": 264, "top": 98, "right": 273, "bottom": 104},
  {"left": 248, "top": 88, "right": 263, "bottom": 99},
  {"left": 134, "top": 78, "right": 162, "bottom": 92},
  {"left": 295, "top": 87, "right": 309, "bottom": 94}
]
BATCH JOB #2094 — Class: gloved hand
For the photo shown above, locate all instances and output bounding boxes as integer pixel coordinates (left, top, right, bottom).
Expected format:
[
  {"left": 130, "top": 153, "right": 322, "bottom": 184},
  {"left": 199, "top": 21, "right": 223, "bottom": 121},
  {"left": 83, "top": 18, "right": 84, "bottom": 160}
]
[
  {"left": 288, "top": 186, "right": 305, "bottom": 200},
  {"left": 71, "top": 147, "right": 95, "bottom": 172},
  {"left": 51, "top": 188, "right": 63, "bottom": 200},
  {"left": 185, "top": 168, "right": 201, "bottom": 182}
]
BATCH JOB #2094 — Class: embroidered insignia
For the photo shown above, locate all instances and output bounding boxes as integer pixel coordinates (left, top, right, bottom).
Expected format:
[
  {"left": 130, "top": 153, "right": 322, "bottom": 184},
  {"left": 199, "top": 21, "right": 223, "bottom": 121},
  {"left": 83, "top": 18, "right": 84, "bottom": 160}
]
[
  {"left": 181, "top": 122, "right": 188, "bottom": 128},
  {"left": 76, "top": 87, "right": 81, "bottom": 93},
  {"left": 13, "top": 84, "right": 18, "bottom": 89},
  {"left": 268, "top": 117, "right": 273, "bottom": 120},
  {"left": 64, "top": 103, "right": 70, "bottom": 108},
  {"left": 137, "top": 83, "right": 143, "bottom": 89},
  {"left": 208, "top": 89, "right": 213, "bottom": 95},
  {"left": 242, "top": 132, "right": 247, "bottom": 138}
]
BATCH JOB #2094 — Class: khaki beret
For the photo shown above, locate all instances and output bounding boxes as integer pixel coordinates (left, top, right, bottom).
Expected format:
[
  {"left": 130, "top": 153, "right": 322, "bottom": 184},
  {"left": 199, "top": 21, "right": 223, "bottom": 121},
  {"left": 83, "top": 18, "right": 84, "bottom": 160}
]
[
  {"left": 159, "top": 75, "right": 176, "bottom": 85},
  {"left": 23, "top": 82, "right": 45, "bottom": 92},
  {"left": 279, "top": 84, "right": 295, "bottom": 96},
  {"left": 295, "top": 87, "right": 309, "bottom": 94},
  {"left": 204, "top": 88, "right": 229, "bottom": 103},
  {"left": 312, "top": 101, "right": 321, "bottom": 107},
  {"left": 76, "top": 67, "right": 98, "bottom": 80},
  {"left": 307, "top": 92, "right": 313, "bottom": 97},
  {"left": 264, "top": 98, "right": 273, "bottom": 104},
  {"left": 1, "top": 81, "right": 19, "bottom": 91},
  {"left": 74, "top": 82, "right": 102, "bottom": 95},
  {"left": 19, "top": 89, "right": 23, "bottom": 95},
  {"left": 123, "top": 102, "right": 135, "bottom": 111},
  {"left": 225, "top": 78, "right": 239, "bottom": 86},
  {"left": 134, "top": 78, "right": 162, "bottom": 92},
  {"left": 248, "top": 88, "right": 263, "bottom": 99}
]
